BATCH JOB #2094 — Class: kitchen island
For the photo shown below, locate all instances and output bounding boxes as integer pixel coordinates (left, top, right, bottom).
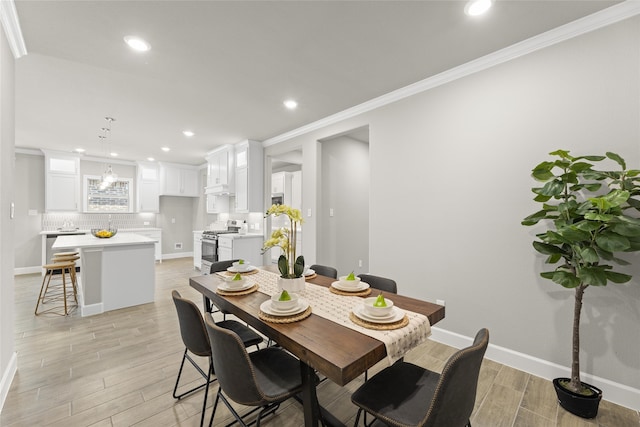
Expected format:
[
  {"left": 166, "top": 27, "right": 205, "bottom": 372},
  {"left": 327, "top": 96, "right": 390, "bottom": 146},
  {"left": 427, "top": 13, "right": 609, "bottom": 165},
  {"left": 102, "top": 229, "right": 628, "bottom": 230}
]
[{"left": 52, "top": 233, "right": 157, "bottom": 316}]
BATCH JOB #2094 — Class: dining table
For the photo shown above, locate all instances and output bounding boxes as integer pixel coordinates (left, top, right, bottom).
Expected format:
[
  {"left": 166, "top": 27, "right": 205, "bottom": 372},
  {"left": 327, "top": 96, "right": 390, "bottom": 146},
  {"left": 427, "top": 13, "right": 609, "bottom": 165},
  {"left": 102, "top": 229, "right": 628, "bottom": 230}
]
[{"left": 189, "top": 267, "right": 445, "bottom": 427}]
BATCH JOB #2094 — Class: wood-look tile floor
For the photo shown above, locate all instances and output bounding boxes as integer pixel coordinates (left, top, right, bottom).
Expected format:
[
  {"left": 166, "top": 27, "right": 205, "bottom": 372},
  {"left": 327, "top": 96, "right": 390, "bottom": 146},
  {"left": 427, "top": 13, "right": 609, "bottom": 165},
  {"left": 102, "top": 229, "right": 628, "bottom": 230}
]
[{"left": 3, "top": 258, "right": 639, "bottom": 427}]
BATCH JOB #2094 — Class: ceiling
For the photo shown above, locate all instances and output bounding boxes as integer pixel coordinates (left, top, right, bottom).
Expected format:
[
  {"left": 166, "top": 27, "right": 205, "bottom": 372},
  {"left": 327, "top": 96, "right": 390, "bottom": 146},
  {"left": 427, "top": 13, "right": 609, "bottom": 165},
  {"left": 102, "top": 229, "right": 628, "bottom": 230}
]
[{"left": 12, "top": 0, "right": 621, "bottom": 166}]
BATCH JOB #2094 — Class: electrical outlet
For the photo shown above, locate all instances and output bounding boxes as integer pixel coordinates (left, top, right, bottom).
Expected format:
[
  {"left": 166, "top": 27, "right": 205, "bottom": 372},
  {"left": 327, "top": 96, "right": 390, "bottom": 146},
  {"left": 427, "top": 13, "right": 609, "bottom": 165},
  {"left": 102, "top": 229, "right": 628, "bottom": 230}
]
[
  {"left": 143, "top": 221, "right": 150, "bottom": 226},
  {"left": 171, "top": 218, "right": 176, "bottom": 224},
  {"left": 307, "top": 208, "right": 312, "bottom": 217},
  {"left": 436, "top": 299, "right": 445, "bottom": 306},
  {"left": 174, "top": 243, "right": 183, "bottom": 249},
  {"left": 329, "top": 208, "right": 334, "bottom": 217},
  {"left": 358, "top": 259, "right": 363, "bottom": 267}
]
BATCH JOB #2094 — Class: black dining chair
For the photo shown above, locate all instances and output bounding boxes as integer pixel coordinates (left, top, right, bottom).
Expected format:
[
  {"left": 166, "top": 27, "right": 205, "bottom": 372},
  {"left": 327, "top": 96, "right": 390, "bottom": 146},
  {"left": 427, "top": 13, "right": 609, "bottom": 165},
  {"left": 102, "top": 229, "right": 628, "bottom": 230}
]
[
  {"left": 171, "top": 290, "right": 263, "bottom": 427},
  {"left": 204, "top": 313, "right": 319, "bottom": 427},
  {"left": 203, "top": 259, "right": 239, "bottom": 316},
  {"left": 351, "top": 328, "right": 489, "bottom": 427},
  {"left": 310, "top": 264, "right": 338, "bottom": 279},
  {"left": 358, "top": 273, "right": 397, "bottom": 294}
]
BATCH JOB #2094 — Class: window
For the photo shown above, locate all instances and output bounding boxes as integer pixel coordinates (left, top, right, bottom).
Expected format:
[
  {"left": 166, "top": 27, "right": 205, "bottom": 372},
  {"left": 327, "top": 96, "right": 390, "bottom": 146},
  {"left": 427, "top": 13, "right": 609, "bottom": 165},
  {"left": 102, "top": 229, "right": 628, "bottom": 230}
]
[{"left": 83, "top": 175, "right": 133, "bottom": 212}]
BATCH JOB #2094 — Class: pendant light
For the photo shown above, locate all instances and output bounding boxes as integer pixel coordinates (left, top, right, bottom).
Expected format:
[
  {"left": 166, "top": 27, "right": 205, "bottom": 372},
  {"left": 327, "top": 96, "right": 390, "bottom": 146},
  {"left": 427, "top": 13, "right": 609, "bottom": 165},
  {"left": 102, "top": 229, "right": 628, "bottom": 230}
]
[{"left": 100, "top": 117, "right": 118, "bottom": 187}]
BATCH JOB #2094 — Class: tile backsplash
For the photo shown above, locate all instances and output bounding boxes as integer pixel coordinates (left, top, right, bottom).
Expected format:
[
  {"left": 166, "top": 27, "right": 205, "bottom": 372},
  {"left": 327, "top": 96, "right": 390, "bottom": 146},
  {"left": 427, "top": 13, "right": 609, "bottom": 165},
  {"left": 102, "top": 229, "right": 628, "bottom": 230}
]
[{"left": 42, "top": 213, "right": 157, "bottom": 231}]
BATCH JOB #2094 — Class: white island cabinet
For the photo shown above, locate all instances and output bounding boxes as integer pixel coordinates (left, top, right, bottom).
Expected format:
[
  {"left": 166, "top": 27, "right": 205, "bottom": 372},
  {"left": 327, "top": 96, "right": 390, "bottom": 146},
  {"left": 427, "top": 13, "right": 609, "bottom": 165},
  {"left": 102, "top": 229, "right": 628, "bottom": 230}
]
[
  {"left": 217, "top": 234, "right": 263, "bottom": 266},
  {"left": 52, "top": 233, "right": 157, "bottom": 316}
]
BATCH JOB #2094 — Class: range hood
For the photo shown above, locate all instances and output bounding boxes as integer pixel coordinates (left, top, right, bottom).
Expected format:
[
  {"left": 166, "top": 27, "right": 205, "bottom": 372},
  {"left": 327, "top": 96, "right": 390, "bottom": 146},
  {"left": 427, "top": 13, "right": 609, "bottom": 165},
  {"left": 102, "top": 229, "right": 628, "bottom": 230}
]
[{"left": 205, "top": 184, "right": 233, "bottom": 195}]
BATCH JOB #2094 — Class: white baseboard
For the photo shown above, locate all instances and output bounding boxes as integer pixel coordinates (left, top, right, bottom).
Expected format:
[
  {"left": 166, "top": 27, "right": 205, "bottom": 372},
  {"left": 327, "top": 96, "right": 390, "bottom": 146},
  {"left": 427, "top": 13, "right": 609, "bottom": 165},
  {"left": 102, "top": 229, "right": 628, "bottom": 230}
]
[
  {"left": 429, "top": 327, "right": 640, "bottom": 411},
  {"left": 0, "top": 352, "right": 17, "bottom": 413},
  {"left": 161, "top": 252, "right": 193, "bottom": 260},
  {"left": 13, "top": 266, "right": 40, "bottom": 275},
  {"left": 81, "top": 302, "right": 103, "bottom": 317}
]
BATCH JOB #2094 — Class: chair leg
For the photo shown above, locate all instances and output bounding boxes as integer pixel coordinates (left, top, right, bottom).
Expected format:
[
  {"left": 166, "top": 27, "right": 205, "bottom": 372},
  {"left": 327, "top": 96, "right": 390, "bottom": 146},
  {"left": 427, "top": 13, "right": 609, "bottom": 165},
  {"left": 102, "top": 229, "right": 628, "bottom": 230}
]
[
  {"left": 198, "top": 359, "right": 213, "bottom": 427},
  {"left": 353, "top": 408, "right": 363, "bottom": 427},
  {"left": 173, "top": 348, "right": 216, "bottom": 400}
]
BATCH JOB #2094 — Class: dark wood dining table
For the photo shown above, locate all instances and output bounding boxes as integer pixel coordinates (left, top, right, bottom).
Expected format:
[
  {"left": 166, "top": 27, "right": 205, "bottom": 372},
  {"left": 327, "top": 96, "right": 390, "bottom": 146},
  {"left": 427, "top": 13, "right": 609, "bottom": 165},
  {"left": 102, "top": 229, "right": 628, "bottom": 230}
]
[{"left": 189, "top": 268, "right": 445, "bottom": 427}]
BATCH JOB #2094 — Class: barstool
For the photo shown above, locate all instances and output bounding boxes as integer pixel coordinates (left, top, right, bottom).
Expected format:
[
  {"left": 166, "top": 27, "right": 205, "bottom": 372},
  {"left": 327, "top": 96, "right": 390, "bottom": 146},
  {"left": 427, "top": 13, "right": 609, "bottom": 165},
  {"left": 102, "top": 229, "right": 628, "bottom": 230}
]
[
  {"left": 52, "top": 251, "right": 80, "bottom": 294},
  {"left": 35, "top": 256, "right": 79, "bottom": 316}
]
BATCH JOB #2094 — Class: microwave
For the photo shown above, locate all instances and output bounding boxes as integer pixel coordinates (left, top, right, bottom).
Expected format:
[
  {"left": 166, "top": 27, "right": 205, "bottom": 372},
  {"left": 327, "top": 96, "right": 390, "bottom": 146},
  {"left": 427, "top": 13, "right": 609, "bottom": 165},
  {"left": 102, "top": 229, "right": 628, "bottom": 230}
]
[{"left": 271, "top": 194, "right": 284, "bottom": 205}]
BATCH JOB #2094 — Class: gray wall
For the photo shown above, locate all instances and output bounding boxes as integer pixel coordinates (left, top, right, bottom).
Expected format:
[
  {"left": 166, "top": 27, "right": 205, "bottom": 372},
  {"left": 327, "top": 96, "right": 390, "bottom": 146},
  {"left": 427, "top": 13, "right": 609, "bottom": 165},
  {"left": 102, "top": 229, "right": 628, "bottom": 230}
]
[
  {"left": 1, "top": 25, "right": 16, "bottom": 409},
  {"left": 266, "top": 16, "right": 640, "bottom": 404},
  {"left": 13, "top": 153, "right": 43, "bottom": 268},
  {"left": 159, "top": 196, "right": 195, "bottom": 254},
  {"left": 318, "top": 135, "right": 369, "bottom": 276}
]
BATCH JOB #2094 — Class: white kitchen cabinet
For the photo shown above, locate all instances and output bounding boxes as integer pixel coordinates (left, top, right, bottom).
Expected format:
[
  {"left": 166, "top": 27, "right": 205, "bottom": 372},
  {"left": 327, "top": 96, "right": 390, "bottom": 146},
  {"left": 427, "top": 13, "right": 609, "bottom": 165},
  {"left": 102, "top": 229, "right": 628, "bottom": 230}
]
[
  {"left": 291, "top": 170, "right": 302, "bottom": 210},
  {"left": 272, "top": 171, "right": 286, "bottom": 195},
  {"left": 159, "top": 163, "right": 199, "bottom": 197},
  {"left": 43, "top": 151, "right": 80, "bottom": 212},
  {"left": 234, "top": 140, "right": 263, "bottom": 213},
  {"left": 217, "top": 235, "right": 263, "bottom": 266},
  {"left": 136, "top": 162, "right": 159, "bottom": 212},
  {"left": 193, "top": 231, "right": 202, "bottom": 270},
  {"left": 205, "top": 145, "right": 234, "bottom": 194},
  {"left": 119, "top": 229, "right": 162, "bottom": 262},
  {"left": 206, "top": 193, "right": 229, "bottom": 214}
]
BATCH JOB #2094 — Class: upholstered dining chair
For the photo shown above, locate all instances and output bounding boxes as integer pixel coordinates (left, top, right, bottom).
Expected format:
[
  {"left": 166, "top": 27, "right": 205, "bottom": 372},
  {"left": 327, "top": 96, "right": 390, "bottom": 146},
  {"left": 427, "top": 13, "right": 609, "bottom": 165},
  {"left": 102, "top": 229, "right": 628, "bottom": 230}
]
[
  {"left": 357, "top": 274, "right": 397, "bottom": 294},
  {"left": 310, "top": 264, "right": 338, "bottom": 279},
  {"left": 351, "top": 328, "right": 489, "bottom": 427},
  {"left": 204, "top": 313, "right": 318, "bottom": 427},
  {"left": 171, "top": 290, "right": 263, "bottom": 427},
  {"left": 204, "top": 259, "right": 239, "bottom": 315}
]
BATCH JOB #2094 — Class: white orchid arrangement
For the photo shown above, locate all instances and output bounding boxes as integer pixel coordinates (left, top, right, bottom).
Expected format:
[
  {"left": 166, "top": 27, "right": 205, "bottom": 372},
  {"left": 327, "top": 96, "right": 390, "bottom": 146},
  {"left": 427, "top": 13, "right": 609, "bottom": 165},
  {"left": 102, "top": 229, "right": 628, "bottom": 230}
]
[{"left": 263, "top": 204, "right": 305, "bottom": 278}]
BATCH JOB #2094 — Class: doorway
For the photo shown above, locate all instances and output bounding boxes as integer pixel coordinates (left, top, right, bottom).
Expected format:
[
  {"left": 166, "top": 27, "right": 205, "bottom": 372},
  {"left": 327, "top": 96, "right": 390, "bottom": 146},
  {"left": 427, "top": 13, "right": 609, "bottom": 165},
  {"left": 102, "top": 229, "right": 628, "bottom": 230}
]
[{"left": 318, "top": 126, "right": 370, "bottom": 276}]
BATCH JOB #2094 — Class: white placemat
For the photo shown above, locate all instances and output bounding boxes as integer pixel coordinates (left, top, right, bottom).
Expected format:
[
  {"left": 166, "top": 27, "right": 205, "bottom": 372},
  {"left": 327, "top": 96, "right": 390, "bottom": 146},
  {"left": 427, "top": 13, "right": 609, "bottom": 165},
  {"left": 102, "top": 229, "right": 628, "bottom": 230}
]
[{"left": 219, "top": 269, "right": 431, "bottom": 363}]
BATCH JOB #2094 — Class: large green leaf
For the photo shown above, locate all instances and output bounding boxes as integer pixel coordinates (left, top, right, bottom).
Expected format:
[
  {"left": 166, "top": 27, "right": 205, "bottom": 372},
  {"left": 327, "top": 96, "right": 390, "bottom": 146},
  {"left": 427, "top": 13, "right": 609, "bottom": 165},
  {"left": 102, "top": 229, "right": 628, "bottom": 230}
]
[
  {"left": 578, "top": 247, "right": 599, "bottom": 263},
  {"left": 578, "top": 266, "right": 608, "bottom": 286},
  {"left": 574, "top": 220, "right": 601, "bottom": 232},
  {"left": 549, "top": 149, "right": 572, "bottom": 159},
  {"left": 605, "top": 271, "right": 632, "bottom": 284},
  {"left": 610, "top": 222, "right": 640, "bottom": 237},
  {"left": 531, "top": 161, "right": 555, "bottom": 181},
  {"left": 595, "top": 232, "right": 630, "bottom": 252},
  {"left": 546, "top": 231, "right": 571, "bottom": 244},
  {"left": 539, "top": 180, "right": 564, "bottom": 197},
  {"left": 557, "top": 226, "right": 591, "bottom": 242},
  {"left": 570, "top": 162, "right": 594, "bottom": 173},
  {"left": 583, "top": 183, "right": 603, "bottom": 192},
  {"left": 603, "top": 189, "right": 630, "bottom": 207},
  {"left": 606, "top": 152, "right": 626, "bottom": 169},
  {"left": 584, "top": 212, "right": 614, "bottom": 222},
  {"left": 546, "top": 253, "right": 562, "bottom": 264},
  {"left": 522, "top": 210, "right": 548, "bottom": 226},
  {"left": 534, "top": 193, "right": 552, "bottom": 203},
  {"left": 533, "top": 241, "right": 563, "bottom": 255},
  {"left": 541, "top": 270, "right": 581, "bottom": 288},
  {"left": 574, "top": 155, "right": 606, "bottom": 161}
]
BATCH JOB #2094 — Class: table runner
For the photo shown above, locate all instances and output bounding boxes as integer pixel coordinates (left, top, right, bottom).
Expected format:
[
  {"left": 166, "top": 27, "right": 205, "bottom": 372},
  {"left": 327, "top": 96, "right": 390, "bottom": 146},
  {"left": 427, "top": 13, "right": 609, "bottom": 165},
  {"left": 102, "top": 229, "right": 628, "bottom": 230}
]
[{"left": 218, "top": 269, "right": 431, "bottom": 364}]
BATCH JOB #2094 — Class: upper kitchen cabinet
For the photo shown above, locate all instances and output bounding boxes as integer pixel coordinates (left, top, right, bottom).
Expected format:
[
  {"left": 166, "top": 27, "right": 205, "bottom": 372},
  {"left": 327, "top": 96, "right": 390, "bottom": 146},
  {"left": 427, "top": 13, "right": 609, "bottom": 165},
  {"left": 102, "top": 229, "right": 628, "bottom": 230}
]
[
  {"left": 234, "top": 140, "right": 263, "bottom": 213},
  {"left": 43, "top": 150, "right": 80, "bottom": 212},
  {"left": 159, "top": 163, "right": 200, "bottom": 197},
  {"left": 205, "top": 145, "right": 234, "bottom": 195},
  {"left": 136, "top": 162, "right": 160, "bottom": 212}
]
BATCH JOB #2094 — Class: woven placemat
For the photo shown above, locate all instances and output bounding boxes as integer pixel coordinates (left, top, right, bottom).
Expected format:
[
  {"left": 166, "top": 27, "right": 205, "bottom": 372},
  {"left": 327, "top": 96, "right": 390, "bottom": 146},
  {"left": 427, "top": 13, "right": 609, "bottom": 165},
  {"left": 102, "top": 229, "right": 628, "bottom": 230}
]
[
  {"left": 330, "top": 286, "right": 372, "bottom": 297},
  {"left": 304, "top": 273, "right": 317, "bottom": 280},
  {"left": 223, "top": 269, "right": 259, "bottom": 276},
  {"left": 259, "top": 306, "right": 312, "bottom": 323},
  {"left": 216, "top": 284, "right": 258, "bottom": 296},
  {"left": 349, "top": 312, "right": 409, "bottom": 330}
]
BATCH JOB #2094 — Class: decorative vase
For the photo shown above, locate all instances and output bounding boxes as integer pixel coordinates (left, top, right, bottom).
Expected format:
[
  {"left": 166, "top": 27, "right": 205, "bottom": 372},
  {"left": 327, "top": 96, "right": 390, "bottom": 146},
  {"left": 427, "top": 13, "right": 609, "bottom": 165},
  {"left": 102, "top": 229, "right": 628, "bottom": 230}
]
[
  {"left": 277, "top": 276, "right": 305, "bottom": 293},
  {"left": 553, "top": 378, "right": 602, "bottom": 419}
]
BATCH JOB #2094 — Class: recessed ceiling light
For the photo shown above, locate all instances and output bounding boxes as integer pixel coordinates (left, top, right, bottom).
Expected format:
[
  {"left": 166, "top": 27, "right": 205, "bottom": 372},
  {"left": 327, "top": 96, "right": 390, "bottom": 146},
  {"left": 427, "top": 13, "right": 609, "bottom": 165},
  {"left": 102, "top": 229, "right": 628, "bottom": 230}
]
[
  {"left": 183, "top": 130, "right": 194, "bottom": 137},
  {"left": 465, "top": 0, "right": 492, "bottom": 16},
  {"left": 110, "top": 152, "right": 118, "bottom": 157},
  {"left": 284, "top": 99, "right": 298, "bottom": 110},
  {"left": 161, "top": 147, "right": 170, "bottom": 152},
  {"left": 124, "top": 35, "right": 151, "bottom": 52},
  {"left": 74, "top": 148, "right": 85, "bottom": 153},
  {"left": 147, "top": 157, "right": 155, "bottom": 162}
]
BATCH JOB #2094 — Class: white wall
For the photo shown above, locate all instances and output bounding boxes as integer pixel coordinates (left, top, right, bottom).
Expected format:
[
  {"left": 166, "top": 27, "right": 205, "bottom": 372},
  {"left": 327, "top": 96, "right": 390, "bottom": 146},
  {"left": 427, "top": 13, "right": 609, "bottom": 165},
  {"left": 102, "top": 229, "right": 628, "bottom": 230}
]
[
  {"left": 13, "top": 153, "right": 43, "bottom": 269},
  {"left": 0, "top": 24, "right": 16, "bottom": 411},
  {"left": 266, "top": 16, "right": 640, "bottom": 408}
]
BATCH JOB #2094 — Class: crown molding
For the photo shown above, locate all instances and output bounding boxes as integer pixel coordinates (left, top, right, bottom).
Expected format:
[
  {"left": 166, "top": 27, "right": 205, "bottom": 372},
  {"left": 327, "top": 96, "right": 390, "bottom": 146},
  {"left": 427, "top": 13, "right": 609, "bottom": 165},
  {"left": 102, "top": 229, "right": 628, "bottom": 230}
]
[
  {"left": 0, "top": 0, "right": 27, "bottom": 58},
  {"left": 263, "top": 1, "right": 640, "bottom": 147}
]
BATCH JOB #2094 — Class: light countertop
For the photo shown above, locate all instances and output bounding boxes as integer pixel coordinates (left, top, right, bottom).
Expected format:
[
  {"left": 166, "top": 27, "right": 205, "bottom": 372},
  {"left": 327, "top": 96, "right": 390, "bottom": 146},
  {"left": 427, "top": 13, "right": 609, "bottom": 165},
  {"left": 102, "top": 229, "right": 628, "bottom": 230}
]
[
  {"left": 217, "top": 233, "right": 263, "bottom": 239},
  {"left": 41, "top": 228, "right": 161, "bottom": 235},
  {"left": 52, "top": 233, "right": 158, "bottom": 250}
]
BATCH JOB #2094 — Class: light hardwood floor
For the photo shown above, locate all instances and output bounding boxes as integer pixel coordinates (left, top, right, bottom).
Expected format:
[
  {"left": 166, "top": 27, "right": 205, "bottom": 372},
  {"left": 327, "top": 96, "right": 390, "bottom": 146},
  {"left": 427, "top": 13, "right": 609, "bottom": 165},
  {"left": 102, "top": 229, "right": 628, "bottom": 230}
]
[{"left": 3, "top": 258, "right": 639, "bottom": 427}]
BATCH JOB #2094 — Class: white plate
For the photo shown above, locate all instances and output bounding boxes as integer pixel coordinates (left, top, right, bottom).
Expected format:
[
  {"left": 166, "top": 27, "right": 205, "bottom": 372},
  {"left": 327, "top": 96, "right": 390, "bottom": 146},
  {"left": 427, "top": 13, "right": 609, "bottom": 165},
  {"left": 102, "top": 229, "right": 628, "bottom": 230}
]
[
  {"left": 304, "top": 269, "right": 315, "bottom": 276},
  {"left": 217, "top": 281, "right": 255, "bottom": 292},
  {"left": 331, "top": 281, "right": 370, "bottom": 292},
  {"left": 260, "top": 298, "right": 309, "bottom": 316},
  {"left": 353, "top": 306, "right": 405, "bottom": 324},
  {"left": 226, "top": 265, "right": 257, "bottom": 273}
]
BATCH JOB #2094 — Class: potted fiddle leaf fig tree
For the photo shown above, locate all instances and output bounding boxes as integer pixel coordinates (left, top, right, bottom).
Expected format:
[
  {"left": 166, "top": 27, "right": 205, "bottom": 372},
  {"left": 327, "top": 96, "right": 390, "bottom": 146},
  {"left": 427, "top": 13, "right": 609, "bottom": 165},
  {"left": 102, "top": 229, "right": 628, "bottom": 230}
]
[{"left": 522, "top": 150, "right": 640, "bottom": 418}]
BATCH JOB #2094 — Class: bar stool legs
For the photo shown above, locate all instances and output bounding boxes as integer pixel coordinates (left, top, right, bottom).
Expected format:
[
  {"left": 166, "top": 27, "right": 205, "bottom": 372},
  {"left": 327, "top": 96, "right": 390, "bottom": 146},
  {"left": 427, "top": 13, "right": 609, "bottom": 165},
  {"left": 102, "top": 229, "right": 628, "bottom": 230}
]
[{"left": 35, "top": 260, "right": 78, "bottom": 316}]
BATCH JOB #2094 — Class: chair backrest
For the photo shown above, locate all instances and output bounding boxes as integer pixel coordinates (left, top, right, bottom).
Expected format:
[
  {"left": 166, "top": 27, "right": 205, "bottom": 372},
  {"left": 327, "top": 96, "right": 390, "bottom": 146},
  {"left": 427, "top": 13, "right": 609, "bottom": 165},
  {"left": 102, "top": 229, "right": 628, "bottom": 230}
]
[
  {"left": 421, "top": 328, "right": 489, "bottom": 427},
  {"left": 171, "top": 290, "right": 211, "bottom": 357},
  {"left": 209, "top": 259, "right": 239, "bottom": 274},
  {"left": 357, "top": 274, "right": 397, "bottom": 294},
  {"left": 310, "top": 264, "right": 338, "bottom": 279},
  {"left": 203, "top": 314, "right": 266, "bottom": 405}
]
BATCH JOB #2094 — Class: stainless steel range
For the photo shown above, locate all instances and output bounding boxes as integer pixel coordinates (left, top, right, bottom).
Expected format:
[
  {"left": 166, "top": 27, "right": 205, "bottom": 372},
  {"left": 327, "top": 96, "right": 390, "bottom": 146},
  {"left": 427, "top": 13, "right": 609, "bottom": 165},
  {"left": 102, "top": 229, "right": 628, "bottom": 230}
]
[{"left": 201, "top": 220, "right": 242, "bottom": 274}]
